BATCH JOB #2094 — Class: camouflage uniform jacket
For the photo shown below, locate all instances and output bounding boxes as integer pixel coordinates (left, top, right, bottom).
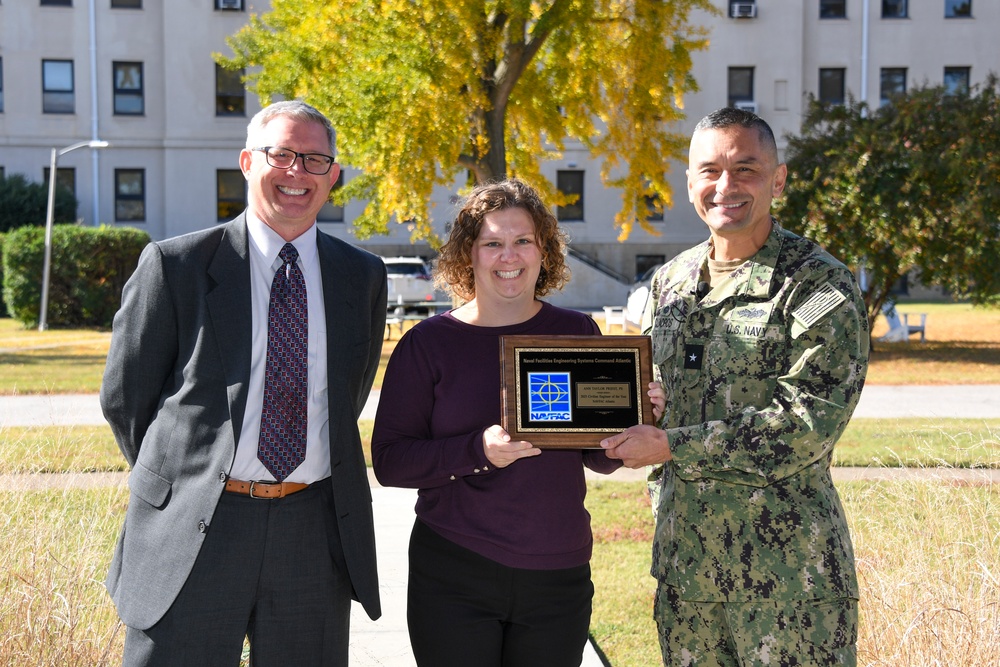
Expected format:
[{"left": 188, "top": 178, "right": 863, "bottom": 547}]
[{"left": 643, "top": 221, "right": 869, "bottom": 603}]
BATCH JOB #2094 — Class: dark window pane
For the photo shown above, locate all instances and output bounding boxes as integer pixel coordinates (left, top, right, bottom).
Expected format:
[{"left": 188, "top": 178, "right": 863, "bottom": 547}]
[
  {"left": 556, "top": 171, "right": 584, "bottom": 221},
  {"left": 114, "top": 62, "right": 144, "bottom": 115},
  {"left": 944, "top": 67, "right": 970, "bottom": 96},
  {"left": 882, "top": 0, "right": 907, "bottom": 18},
  {"left": 111, "top": 0, "right": 143, "bottom": 7},
  {"left": 43, "top": 60, "right": 75, "bottom": 114},
  {"left": 880, "top": 68, "right": 906, "bottom": 106},
  {"left": 819, "top": 68, "right": 846, "bottom": 105},
  {"left": 945, "top": 0, "right": 971, "bottom": 18},
  {"left": 217, "top": 169, "right": 246, "bottom": 221},
  {"left": 819, "top": 0, "right": 846, "bottom": 18},
  {"left": 115, "top": 169, "right": 145, "bottom": 222},
  {"left": 215, "top": 65, "right": 245, "bottom": 116},
  {"left": 728, "top": 67, "right": 754, "bottom": 107}
]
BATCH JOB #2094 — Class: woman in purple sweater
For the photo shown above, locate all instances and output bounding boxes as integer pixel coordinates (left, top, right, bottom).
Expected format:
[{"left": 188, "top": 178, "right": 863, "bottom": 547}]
[{"left": 372, "top": 179, "right": 629, "bottom": 666}]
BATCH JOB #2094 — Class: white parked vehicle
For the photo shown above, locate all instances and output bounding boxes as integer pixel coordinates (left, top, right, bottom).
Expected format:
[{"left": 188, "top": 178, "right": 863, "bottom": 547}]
[{"left": 382, "top": 257, "right": 445, "bottom": 314}]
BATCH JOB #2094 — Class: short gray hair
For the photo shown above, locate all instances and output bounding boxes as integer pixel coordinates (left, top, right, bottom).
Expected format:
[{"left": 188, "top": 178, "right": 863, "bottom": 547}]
[{"left": 246, "top": 100, "right": 336, "bottom": 156}]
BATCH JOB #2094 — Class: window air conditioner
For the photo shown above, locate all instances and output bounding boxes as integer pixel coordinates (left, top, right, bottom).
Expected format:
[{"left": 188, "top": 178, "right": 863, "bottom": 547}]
[
  {"left": 731, "top": 2, "right": 758, "bottom": 18},
  {"left": 734, "top": 101, "right": 758, "bottom": 113},
  {"left": 217, "top": 0, "right": 242, "bottom": 10}
]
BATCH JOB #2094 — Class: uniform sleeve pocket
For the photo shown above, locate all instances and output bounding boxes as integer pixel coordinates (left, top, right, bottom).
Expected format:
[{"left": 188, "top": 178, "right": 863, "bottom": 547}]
[{"left": 128, "top": 463, "right": 172, "bottom": 508}]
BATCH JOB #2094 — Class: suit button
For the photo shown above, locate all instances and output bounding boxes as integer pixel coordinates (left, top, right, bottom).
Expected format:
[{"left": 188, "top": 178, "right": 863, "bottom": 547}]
[
  {"left": 218, "top": 472, "right": 227, "bottom": 482},
  {"left": 198, "top": 521, "right": 207, "bottom": 533}
]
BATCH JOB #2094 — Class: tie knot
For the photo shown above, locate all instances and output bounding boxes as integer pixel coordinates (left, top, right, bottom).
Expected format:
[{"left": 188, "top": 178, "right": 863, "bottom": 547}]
[{"left": 279, "top": 243, "right": 299, "bottom": 266}]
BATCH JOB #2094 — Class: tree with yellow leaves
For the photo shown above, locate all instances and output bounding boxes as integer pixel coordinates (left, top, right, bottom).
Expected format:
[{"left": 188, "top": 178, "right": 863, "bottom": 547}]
[{"left": 220, "top": 0, "right": 713, "bottom": 243}]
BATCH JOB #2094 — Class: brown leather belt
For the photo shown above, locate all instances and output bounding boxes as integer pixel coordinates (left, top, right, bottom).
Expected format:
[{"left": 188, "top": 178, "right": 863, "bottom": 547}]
[{"left": 225, "top": 478, "right": 309, "bottom": 499}]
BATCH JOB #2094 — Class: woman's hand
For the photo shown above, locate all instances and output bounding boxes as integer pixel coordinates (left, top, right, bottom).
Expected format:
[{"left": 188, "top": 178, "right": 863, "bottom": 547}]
[{"left": 482, "top": 424, "right": 541, "bottom": 469}]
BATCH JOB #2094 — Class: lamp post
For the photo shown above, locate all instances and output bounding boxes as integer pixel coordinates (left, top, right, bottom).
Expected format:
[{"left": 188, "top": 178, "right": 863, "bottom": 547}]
[{"left": 39, "top": 139, "right": 110, "bottom": 331}]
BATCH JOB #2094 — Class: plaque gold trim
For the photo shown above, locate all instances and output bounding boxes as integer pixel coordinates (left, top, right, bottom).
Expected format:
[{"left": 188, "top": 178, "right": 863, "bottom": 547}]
[{"left": 499, "top": 335, "right": 654, "bottom": 449}]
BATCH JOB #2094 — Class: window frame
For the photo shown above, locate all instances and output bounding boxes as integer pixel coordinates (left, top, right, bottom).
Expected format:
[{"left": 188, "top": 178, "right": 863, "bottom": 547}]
[
  {"left": 819, "top": 0, "right": 847, "bottom": 18},
  {"left": 944, "top": 67, "right": 971, "bottom": 96},
  {"left": 214, "top": 0, "right": 244, "bottom": 11},
  {"left": 114, "top": 169, "right": 146, "bottom": 222},
  {"left": 882, "top": 0, "right": 908, "bottom": 18},
  {"left": 215, "top": 64, "right": 246, "bottom": 117},
  {"left": 113, "top": 61, "right": 145, "bottom": 115},
  {"left": 819, "top": 68, "right": 847, "bottom": 105},
  {"left": 880, "top": 67, "right": 907, "bottom": 106},
  {"left": 945, "top": 0, "right": 972, "bottom": 18},
  {"left": 216, "top": 169, "right": 246, "bottom": 221},
  {"left": 727, "top": 66, "right": 755, "bottom": 108},
  {"left": 556, "top": 170, "right": 585, "bottom": 222},
  {"left": 44, "top": 166, "right": 76, "bottom": 199},
  {"left": 42, "top": 59, "right": 75, "bottom": 114}
]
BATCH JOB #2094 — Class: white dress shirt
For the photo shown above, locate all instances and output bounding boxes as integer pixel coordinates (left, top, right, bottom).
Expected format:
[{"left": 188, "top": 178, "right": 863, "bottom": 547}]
[{"left": 230, "top": 215, "right": 331, "bottom": 483}]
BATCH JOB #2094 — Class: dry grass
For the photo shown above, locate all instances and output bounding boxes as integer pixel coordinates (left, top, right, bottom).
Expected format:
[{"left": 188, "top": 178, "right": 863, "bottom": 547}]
[{"left": 0, "top": 488, "right": 125, "bottom": 666}]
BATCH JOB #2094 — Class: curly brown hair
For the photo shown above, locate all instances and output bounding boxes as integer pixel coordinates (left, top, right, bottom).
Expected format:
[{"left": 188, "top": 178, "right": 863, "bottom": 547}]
[{"left": 434, "top": 179, "right": 571, "bottom": 302}]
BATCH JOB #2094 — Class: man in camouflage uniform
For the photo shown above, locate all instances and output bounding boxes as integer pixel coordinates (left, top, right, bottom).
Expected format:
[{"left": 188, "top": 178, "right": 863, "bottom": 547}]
[{"left": 602, "top": 108, "right": 869, "bottom": 666}]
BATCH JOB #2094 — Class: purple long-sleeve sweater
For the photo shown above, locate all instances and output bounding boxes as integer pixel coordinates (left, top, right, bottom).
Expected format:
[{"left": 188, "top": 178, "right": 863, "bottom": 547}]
[{"left": 372, "top": 301, "right": 623, "bottom": 570}]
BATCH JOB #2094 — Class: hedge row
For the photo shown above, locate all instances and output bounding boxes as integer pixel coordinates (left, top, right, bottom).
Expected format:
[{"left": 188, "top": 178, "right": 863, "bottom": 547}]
[{"left": 2, "top": 225, "right": 150, "bottom": 329}]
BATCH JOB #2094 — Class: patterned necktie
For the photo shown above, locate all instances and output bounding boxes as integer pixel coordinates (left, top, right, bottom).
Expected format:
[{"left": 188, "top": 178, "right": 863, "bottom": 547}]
[{"left": 257, "top": 243, "right": 308, "bottom": 481}]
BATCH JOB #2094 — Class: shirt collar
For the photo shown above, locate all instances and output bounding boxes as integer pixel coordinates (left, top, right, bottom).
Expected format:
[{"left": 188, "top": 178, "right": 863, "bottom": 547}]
[{"left": 246, "top": 213, "right": 318, "bottom": 271}]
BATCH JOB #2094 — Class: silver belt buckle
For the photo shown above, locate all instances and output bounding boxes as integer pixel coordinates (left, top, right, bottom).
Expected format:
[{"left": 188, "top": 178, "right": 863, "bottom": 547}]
[{"left": 249, "top": 480, "right": 267, "bottom": 499}]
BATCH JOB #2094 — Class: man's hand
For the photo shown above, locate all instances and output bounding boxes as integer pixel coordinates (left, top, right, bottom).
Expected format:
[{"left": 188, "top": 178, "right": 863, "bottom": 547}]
[
  {"left": 601, "top": 424, "right": 671, "bottom": 469},
  {"left": 483, "top": 424, "right": 541, "bottom": 468}
]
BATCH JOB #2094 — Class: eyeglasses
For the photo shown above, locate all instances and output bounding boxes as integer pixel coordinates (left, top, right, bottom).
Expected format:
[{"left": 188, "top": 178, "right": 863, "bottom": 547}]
[{"left": 251, "top": 146, "right": 336, "bottom": 175}]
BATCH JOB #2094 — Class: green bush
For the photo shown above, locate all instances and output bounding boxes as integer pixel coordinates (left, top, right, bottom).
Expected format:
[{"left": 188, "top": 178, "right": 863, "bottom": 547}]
[
  {"left": 2, "top": 225, "right": 150, "bottom": 328},
  {"left": 0, "top": 173, "right": 78, "bottom": 233},
  {"left": 0, "top": 232, "right": 6, "bottom": 317}
]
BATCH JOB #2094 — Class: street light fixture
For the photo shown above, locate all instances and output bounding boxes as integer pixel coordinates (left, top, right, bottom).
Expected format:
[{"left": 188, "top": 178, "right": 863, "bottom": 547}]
[{"left": 39, "top": 139, "right": 110, "bottom": 331}]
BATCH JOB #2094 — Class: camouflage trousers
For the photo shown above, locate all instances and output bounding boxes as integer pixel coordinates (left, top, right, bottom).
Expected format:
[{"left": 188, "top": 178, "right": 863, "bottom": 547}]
[{"left": 654, "top": 584, "right": 857, "bottom": 667}]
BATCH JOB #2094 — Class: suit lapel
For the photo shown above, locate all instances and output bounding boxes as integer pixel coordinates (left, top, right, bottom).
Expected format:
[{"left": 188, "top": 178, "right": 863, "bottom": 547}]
[{"left": 206, "top": 216, "right": 253, "bottom": 443}]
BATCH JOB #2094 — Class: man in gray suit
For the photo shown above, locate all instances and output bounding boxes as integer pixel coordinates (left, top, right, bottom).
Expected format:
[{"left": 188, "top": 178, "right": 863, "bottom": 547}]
[{"left": 101, "top": 100, "right": 386, "bottom": 665}]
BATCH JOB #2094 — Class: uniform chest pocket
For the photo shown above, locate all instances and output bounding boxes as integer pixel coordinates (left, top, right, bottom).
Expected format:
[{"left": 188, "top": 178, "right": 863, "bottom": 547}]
[
  {"left": 705, "top": 332, "right": 786, "bottom": 409},
  {"left": 651, "top": 301, "right": 687, "bottom": 367}
]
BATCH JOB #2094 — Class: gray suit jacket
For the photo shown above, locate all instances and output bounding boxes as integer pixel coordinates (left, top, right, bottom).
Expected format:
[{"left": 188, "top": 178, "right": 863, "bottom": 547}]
[{"left": 101, "top": 215, "right": 386, "bottom": 630}]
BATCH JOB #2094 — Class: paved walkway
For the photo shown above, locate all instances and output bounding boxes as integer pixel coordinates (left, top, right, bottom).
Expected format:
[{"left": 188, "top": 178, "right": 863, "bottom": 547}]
[{"left": 1, "top": 385, "right": 998, "bottom": 666}]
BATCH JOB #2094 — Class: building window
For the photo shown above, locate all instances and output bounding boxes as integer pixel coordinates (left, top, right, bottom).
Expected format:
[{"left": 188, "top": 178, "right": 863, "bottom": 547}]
[
  {"left": 0, "top": 58, "right": 4, "bottom": 113},
  {"left": 880, "top": 68, "right": 907, "bottom": 106},
  {"left": 944, "top": 67, "right": 971, "bottom": 96},
  {"left": 42, "top": 60, "right": 75, "bottom": 114},
  {"left": 727, "top": 67, "right": 755, "bottom": 108},
  {"left": 217, "top": 169, "right": 245, "bottom": 221},
  {"left": 215, "top": 64, "right": 245, "bottom": 116},
  {"left": 819, "top": 68, "right": 846, "bottom": 105},
  {"left": 882, "top": 0, "right": 908, "bottom": 18},
  {"left": 317, "top": 171, "right": 345, "bottom": 222},
  {"left": 44, "top": 167, "right": 76, "bottom": 199},
  {"left": 115, "top": 169, "right": 146, "bottom": 222},
  {"left": 945, "top": 0, "right": 971, "bottom": 18},
  {"left": 819, "top": 0, "right": 847, "bottom": 18},
  {"left": 111, "top": 0, "right": 142, "bottom": 9},
  {"left": 113, "top": 62, "right": 144, "bottom": 115},
  {"left": 215, "top": 0, "right": 244, "bottom": 10},
  {"left": 40, "top": 0, "right": 73, "bottom": 5},
  {"left": 635, "top": 255, "right": 665, "bottom": 283},
  {"left": 556, "top": 171, "right": 584, "bottom": 221}
]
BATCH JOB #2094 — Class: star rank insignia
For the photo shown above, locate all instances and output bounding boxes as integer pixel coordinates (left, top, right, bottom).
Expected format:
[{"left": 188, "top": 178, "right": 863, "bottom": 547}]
[{"left": 684, "top": 344, "right": 704, "bottom": 370}]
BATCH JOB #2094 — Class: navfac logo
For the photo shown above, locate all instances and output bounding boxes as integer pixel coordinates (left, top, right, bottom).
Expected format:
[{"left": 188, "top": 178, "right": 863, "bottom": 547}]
[{"left": 528, "top": 372, "right": 573, "bottom": 422}]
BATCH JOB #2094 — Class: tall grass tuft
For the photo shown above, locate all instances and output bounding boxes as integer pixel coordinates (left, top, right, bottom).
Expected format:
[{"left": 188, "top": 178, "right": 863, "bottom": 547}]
[
  {"left": 843, "top": 479, "right": 1000, "bottom": 666},
  {"left": 0, "top": 488, "right": 125, "bottom": 665}
]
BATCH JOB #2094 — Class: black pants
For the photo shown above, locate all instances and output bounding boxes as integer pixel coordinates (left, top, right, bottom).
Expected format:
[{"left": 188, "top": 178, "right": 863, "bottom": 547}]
[
  {"left": 123, "top": 481, "right": 352, "bottom": 667},
  {"left": 406, "top": 519, "right": 593, "bottom": 667}
]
